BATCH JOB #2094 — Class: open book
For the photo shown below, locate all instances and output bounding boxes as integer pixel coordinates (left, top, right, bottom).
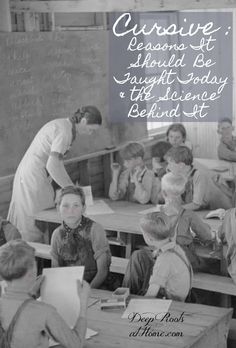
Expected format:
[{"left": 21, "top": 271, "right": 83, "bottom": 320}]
[{"left": 205, "top": 208, "right": 226, "bottom": 220}]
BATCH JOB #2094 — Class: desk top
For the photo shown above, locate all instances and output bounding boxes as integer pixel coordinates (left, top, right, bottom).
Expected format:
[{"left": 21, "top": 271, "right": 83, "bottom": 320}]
[
  {"left": 86, "top": 289, "right": 232, "bottom": 348},
  {"left": 194, "top": 157, "right": 235, "bottom": 180},
  {"left": 34, "top": 199, "right": 222, "bottom": 234}
]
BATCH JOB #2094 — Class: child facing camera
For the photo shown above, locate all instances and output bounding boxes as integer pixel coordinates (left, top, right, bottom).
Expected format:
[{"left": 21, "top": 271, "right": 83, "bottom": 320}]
[
  {"left": 51, "top": 186, "right": 111, "bottom": 289},
  {"left": 109, "top": 142, "right": 158, "bottom": 204},
  {"left": 123, "top": 212, "right": 192, "bottom": 301},
  {"left": 166, "top": 123, "right": 192, "bottom": 150},
  {"left": 0, "top": 240, "right": 90, "bottom": 348}
]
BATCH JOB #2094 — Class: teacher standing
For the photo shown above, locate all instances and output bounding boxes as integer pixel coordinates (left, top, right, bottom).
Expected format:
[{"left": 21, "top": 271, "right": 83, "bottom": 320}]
[{"left": 7, "top": 106, "right": 102, "bottom": 242}]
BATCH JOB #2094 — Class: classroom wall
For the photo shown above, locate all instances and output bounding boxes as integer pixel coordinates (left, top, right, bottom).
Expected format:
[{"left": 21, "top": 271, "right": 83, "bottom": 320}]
[{"left": 0, "top": 29, "right": 147, "bottom": 218}]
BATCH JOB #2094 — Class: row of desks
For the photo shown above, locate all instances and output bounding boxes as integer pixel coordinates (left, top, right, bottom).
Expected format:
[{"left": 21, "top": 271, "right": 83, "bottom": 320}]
[{"left": 33, "top": 199, "right": 223, "bottom": 260}]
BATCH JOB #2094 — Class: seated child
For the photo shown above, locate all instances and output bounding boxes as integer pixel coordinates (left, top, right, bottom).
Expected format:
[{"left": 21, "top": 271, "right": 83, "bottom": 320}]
[
  {"left": 165, "top": 146, "right": 233, "bottom": 211},
  {"left": 151, "top": 141, "right": 172, "bottom": 204},
  {"left": 109, "top": 142, "right": 158, "bottom": 204},
  {"left": 122, "top": 212, "right": 192, "bottom": 301},
  {"left": 0, "top": 240, "right": 90, "bottom": 348},
  {"left": 218, "top": 208, "right": 236, "bottom": 284},
  {"left": 0, "top": 216, "right": 21, "bottom": 246},
  {"left": 51, "top": 186, "right": 111, "bottom": 289},
  {"left": 217, "top": 118, "right": 236, "bottom": 161},
  {"left": 160, "top": 172, "right": 219, "bottom": 272},
  {"left": 151, "top": 141, "right": 172, "bottom": 179},
  {"left": 166, "top": 123, "right": 192, "bottom": 150}
]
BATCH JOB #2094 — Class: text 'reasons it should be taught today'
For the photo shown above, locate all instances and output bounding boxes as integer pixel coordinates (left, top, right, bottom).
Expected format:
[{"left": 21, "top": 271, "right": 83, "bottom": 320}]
[{"left": 110, "top": 12, "right": 232, "bottom": 121}]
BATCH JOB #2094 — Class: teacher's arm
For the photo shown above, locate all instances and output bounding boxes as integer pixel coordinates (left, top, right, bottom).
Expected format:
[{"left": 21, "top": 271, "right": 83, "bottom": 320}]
[
  {"left": 46, "top": 152, "right": 73, "bottom": 188},
  {"left": 47, "top": 132, "right": 74, "bottom": 188}
]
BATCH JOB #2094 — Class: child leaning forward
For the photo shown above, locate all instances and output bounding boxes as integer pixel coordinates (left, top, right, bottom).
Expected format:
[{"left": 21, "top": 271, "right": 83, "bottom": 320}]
[
  {"left": 109, "top": 142, "right": 158, "bottom": 204},
  {"left": 51, "top": 186, "right": 111, "bottom": 289},
  {"left": 123, "top": 212, "right": 192, "bottom": 301}
]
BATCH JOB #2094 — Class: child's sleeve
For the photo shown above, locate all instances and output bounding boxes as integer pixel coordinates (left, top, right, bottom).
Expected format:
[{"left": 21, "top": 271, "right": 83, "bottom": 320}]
[
  {"left": 150, "top": 175, "right": 163, "bottom": 204},
  {"left": 218, "top": 142, "right": 236, "bottom": 161},
  {"left": 3, "top": 221, "right": 21, "bottom": 241},
  {"left": 192, "top": 171, "right": 208, "bottom": 207},
  {"left": 133, "top": 170, "right": 154, "bottom": 204},
  {"left": 109, "top": 170, "right": 129, "bottom": 200},
  {"left": 50, "top": 228, "right": 62, "bottom": 265},
  {"left": 91, "top": 222, "right": 111, "bottom": 266},
  {"left": 190, "top": 211, "right": 213, "bottom": 241}
]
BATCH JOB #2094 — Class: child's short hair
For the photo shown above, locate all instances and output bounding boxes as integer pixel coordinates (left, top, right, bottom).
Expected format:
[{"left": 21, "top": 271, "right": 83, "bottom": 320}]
[
  {"left": 166, "top": 123, "right": 187, "bottom": 141},
  {"left": 140, "top": 212, "right": 172, "bottom": 241},
  {"left": 151, "top": 141, "right": 172, "bottom": 162},
  {"left": 164, "top": 146, "right": 193, "bottom": 166},
  {"left": 218, "top": 118, "right": 232, "bottom": 126},
  {"left": 120, "top": 142, "right": 145, "bottom": 160},
  {"left": 0, "top": 240, "right": 35, "bottom": 281},
  {"left": 162, "top": 172, "right": 186, "bottom": 197},
  {"left": 57, "top": 185, "right": 86, "bottom": 206}
]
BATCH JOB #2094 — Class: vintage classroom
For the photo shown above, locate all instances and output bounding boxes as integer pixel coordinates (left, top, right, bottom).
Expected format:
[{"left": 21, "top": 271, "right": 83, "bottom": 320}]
[{"left": 1, "top": 1, "right": 236, "bottom": 348}]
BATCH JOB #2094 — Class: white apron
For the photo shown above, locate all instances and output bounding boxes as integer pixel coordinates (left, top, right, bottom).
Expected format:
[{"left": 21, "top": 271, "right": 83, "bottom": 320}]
[{"left": 7, "top": 118, "right": 73, "bottom": 242}]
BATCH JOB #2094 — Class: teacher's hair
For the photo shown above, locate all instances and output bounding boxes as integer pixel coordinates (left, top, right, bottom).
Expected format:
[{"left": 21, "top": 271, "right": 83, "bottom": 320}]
[{"left": 72, "top": 106, "right": 102, "bottom": 125}]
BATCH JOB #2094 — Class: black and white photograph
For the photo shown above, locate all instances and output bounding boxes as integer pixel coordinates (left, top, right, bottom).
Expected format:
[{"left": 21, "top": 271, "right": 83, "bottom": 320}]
[{"left": 0, "top": 1, "right": 236, "bottom": 347}]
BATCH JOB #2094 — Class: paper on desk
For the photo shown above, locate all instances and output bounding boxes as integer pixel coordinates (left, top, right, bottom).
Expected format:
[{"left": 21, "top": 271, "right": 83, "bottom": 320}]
[
  {"left": 138, "top": 205, "right": 163, "bottom": 215},
  {"left": 122, "top": 299, "right": 172, "bottom": 319},
  {"left": 85, "top": 200, "right": 114, "bottom": 215},
  {"left": 81, "top": 185, "right": 94, "bottom": 206},
  {"left": 49, "top": 328, "right": 98, "bottom": 346},
  {"left": 41, "top": 266, "right": 84, "bottom": 327}
]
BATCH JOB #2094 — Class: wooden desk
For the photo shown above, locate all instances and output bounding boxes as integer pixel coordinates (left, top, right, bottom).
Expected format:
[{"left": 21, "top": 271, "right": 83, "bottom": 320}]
[
  {"left": 34, "top": 201, "right": 223, "bottom": 258},
  {"left": 86, "top": 289, "right": 232, "bottom": 348},
  {"left": 194, "top": 157, "right": 235, "bottom": 180},
  {"left": 34, "top": 200, "right": 154, "bottom": 257}
]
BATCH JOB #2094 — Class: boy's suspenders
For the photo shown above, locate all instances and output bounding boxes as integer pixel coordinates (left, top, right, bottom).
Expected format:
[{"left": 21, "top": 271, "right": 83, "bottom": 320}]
[
  {"left": 181, "top": 168, "right": 197, "bottom": 203},
  {"left": 172, "top": 208, "right": 186, "bottom": 242},
  {"left": 171, "top": 208, "right": 193, "bottom": 289},
  {"left": 168, "top": 248, "right": 193, "bottom": 289},
  {"left": 0, "top": 299, "right": 32, "bottom": 346}
]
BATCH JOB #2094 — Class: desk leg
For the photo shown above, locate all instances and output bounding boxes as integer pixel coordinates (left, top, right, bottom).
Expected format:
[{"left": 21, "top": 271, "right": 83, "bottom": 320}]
[
  {"left": 220, "top": 245, "right": 231, "bottom": 307},
  {"left": 43, "top": 222, "right": 50, "bottom": 244},
  {"left": 125, "top": 234, "right": 132, "bottom": 259}
]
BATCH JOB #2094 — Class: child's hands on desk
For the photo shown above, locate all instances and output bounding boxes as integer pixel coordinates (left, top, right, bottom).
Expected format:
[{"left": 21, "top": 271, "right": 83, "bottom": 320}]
[{"left": 132, "top": 166, "right": 144, "bottom": 185}]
